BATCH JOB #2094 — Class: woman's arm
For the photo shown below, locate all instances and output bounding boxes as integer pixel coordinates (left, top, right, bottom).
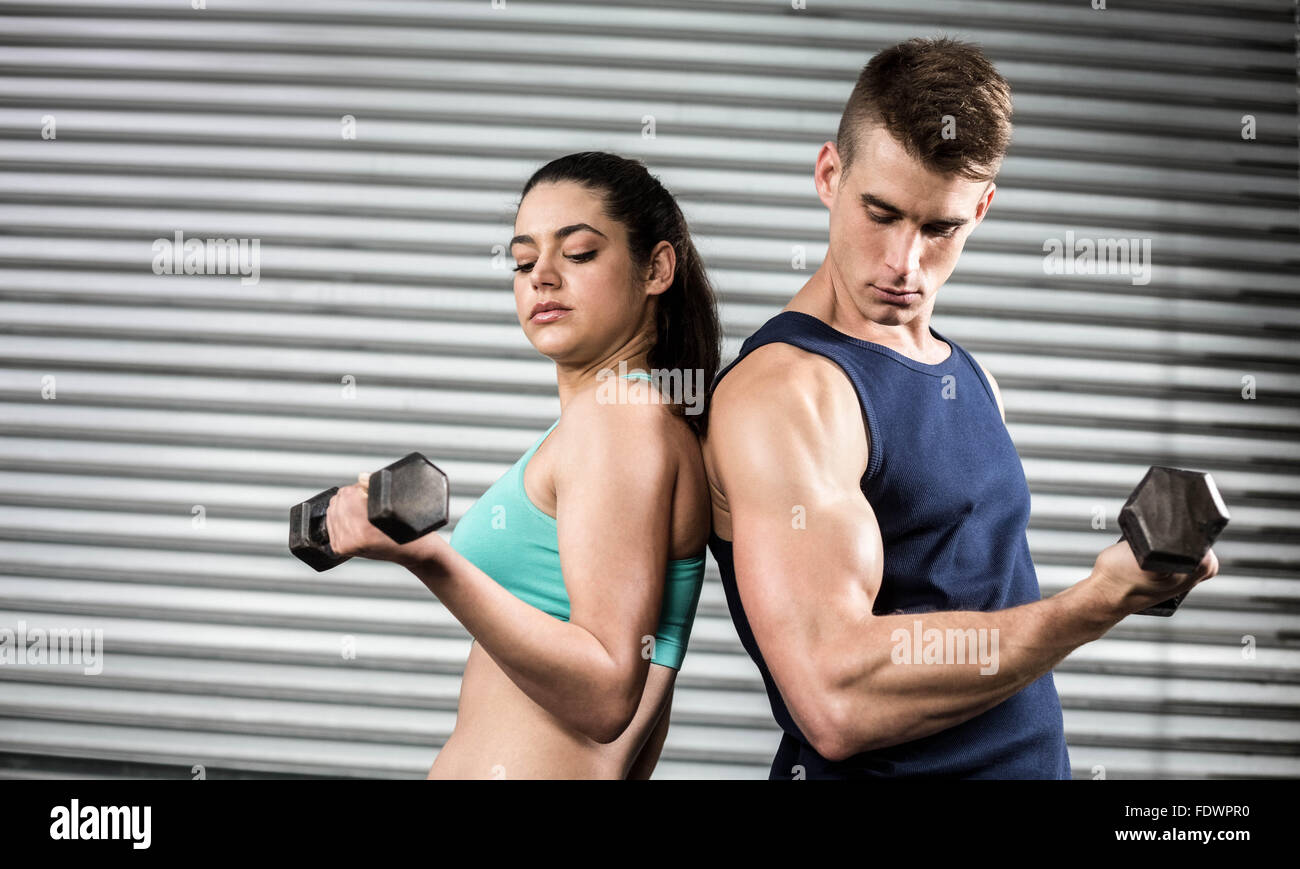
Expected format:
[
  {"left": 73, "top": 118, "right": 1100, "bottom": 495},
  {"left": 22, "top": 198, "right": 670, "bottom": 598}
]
[
  {"left": 399, "top": 387, "right": 676, "bottom": 743},
  {"left": 624, "top": 679, "right": 674, "bottom": 780}
]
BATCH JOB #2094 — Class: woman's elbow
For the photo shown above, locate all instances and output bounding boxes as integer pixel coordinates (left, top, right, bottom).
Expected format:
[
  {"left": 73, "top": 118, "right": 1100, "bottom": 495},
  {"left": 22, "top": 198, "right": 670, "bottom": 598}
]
[
  {"left": 583, "top": 701, "right": 640, "bottom": 745},
  {"left": 578, "top": 673, "right": 643, "bottom": 745}
]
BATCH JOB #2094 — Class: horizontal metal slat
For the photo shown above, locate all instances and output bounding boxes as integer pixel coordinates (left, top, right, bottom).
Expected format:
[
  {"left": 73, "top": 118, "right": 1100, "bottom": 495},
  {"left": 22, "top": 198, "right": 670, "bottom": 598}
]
[
  {"left": 3, "top": 573, "right": 1292, "bottom": 650},
  {"left": 3, "top": 139, "right": 1292, "bottom": 202},
  {"left": 3, "top": 300, "right": 1294, "bottom": 365},
  {"left": 6, "top": 75, "right": 1293, "bottom": 161},
  {"left": 2, "top": 108, "right": 1293, "bottom": 178},
  {"left": 2, "top": 69, "right": 1295, "bottom": 146},
  {"left": 8, "top": 0, "right": 1291, "bottom": 46},
  {"left": 5, "top": 170, "right": 1297, "bottom": 240},
  {"left": 3, "top": 400, "right": 1295, "bottom": 474},
  {"left": 6, "top": 199, "right": 1296, "bottom": 265},
  {"left": 0, "top": 5, "right": 1287, "bottom": 79},
  {"left": 0, "top": 437, "right": 1294, "bottom": 511},
  {"left": 0, "top": 717, "right": 437, "bottom": 778}
]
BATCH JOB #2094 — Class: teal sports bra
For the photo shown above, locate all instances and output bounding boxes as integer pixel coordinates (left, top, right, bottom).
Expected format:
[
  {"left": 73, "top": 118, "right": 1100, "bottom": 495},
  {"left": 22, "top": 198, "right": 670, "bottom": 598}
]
[{"left": 448, "top": 375, "right": 706, "bottom": 670}]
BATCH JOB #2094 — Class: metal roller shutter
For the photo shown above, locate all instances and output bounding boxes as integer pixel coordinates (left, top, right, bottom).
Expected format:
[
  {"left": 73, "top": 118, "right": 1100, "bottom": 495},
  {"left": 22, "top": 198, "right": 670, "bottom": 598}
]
[{"left": 0, "top": 0, "right": 1296, "bottom": 779}]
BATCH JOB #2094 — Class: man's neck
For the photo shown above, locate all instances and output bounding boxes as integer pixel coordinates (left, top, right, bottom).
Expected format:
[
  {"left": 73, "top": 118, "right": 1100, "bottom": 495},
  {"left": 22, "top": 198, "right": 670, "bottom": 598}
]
[{"left": 784, "top": 267, "right": 951, "bottom": 365}]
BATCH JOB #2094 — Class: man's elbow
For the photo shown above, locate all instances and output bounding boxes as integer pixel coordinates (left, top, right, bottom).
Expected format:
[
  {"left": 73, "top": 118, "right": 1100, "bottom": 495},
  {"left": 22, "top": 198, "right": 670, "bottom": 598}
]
[
  {"left": 787, "top": 685, "right": 859, "bottom": 763},
  {"left": 808, "top": 716, "right": 859, "bottom": 764},
  {"left": 785, "top": 650, "right": 895, "bottom": 762},
  {"left": 796, "top": 693, "right": 925, "bottom": 759}
]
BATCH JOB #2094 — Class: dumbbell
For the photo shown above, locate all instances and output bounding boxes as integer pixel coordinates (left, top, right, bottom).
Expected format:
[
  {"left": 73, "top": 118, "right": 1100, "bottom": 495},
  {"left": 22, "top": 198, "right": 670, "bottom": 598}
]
[
  {"left": 289, "top": 452, "right": 449, "bottom": 572},
  {"left": 1118, "top": 466, "right": 1230, "bottom": 616}
]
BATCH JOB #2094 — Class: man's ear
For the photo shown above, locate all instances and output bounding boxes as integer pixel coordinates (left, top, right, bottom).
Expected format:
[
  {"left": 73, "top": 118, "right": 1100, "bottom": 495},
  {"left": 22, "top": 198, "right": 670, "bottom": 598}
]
[
  {"left": 813, "top": 141, "right": 842, "bottom": 210},
  {"left": 973, "top": 181, "right": 996, "bottom": 225}
]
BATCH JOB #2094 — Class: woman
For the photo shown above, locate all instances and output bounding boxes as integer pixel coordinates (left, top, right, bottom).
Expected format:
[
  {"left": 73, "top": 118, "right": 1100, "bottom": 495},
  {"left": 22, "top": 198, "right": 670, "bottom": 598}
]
[{"left": 323, "top": 152, "right": 721, "bottom": 778}]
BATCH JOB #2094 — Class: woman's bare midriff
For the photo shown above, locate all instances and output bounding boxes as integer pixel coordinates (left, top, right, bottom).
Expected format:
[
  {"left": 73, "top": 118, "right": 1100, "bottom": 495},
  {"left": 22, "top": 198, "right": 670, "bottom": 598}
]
[{"left": 427, "top": 639, "right": 676, "bottom": 780}]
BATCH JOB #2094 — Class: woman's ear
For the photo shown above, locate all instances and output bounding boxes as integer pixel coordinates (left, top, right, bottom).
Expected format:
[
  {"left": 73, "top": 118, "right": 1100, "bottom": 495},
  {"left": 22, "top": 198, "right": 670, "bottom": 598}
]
[{"left": 644, "top": 240, "right": 676, "bottom": 297}]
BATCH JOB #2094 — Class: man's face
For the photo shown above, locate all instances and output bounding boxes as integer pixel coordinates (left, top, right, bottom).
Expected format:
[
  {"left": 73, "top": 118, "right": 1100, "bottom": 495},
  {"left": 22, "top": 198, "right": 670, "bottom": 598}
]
[{"left": 816, "top": 123, "right": 996, "bottom": 327}]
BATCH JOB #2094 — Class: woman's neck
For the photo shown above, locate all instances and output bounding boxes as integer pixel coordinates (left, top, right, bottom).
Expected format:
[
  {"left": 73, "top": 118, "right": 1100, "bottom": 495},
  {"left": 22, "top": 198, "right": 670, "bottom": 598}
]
[{"left": 555, "top": 345, "right": 654, "bottom": 411}]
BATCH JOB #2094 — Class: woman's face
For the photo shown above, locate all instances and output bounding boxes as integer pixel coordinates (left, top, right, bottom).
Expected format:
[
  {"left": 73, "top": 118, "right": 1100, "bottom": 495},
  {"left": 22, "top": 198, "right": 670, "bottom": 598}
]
[{"left": 509, "top": 181, "right": 651, "bottom": 367}]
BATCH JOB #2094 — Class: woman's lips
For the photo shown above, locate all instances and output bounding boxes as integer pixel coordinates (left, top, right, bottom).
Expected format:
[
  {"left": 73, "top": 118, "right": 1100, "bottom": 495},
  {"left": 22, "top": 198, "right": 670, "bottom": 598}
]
[{"left": 531, "top": 307, "right": 570, "bottom": 323}]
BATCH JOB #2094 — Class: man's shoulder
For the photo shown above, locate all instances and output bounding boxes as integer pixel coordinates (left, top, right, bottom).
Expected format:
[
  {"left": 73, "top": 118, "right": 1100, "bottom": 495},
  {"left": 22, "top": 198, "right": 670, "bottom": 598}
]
[
  {"left": 966, "top": 353, "right": 1005, "bottom": 423},
  {"left": 709, "top": 340, "right": 864, "bottom": 442},
  {"left": 716, "top": 341, "right": 853, "bottom": 404}
]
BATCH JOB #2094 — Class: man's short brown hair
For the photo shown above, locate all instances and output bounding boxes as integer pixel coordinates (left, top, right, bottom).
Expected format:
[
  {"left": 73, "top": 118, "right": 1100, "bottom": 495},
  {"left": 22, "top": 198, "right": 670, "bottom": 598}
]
[{"left": 836, "top": 37, "right": 1013, "bottom": 182}]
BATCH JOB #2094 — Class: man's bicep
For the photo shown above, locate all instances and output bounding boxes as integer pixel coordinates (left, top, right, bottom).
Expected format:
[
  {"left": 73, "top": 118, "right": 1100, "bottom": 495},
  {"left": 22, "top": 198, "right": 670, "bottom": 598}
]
[
  {"left": 723, "top": 416, "right": 884, "bottom": 744},
  {"left": 710, "top": 349, "right": 879, "bottom": 607},
  {"left": 711, "top": 366, "right": 883, "bottom": 712},
  {"left": 728, "top": 447, "right": 883, "bottom": 655}
]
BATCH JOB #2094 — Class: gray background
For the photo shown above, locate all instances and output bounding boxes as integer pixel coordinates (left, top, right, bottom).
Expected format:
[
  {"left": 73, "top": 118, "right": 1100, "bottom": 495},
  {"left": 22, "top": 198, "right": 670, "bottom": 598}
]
[{"left": 0, "top": 0, "right": 1297, "bottom": 778}]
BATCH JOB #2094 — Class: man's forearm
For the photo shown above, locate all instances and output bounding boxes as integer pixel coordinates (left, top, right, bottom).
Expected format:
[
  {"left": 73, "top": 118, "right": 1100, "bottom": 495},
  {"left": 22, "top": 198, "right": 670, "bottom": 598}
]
[{"left": 825, "top": 573, "right": 1123, "bottom": 758}]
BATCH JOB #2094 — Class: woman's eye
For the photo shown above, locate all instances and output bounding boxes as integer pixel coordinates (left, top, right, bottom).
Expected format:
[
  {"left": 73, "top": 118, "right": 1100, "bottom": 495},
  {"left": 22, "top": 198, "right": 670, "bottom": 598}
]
[{"left": 512, "top": 252, "right": 594, "bottom": 272}]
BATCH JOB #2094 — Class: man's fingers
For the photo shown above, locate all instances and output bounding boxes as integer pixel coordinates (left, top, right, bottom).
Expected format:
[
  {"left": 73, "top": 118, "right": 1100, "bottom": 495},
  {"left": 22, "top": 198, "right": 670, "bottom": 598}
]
[{"left": 358, "top": 472, "right": 370, "bottom": 488}]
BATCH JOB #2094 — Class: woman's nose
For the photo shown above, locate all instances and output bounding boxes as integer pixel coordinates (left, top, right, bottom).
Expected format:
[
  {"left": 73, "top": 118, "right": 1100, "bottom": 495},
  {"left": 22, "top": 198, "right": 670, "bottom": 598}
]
[{"left": 530, "top": 252, "right": 562, "bottom": 288}]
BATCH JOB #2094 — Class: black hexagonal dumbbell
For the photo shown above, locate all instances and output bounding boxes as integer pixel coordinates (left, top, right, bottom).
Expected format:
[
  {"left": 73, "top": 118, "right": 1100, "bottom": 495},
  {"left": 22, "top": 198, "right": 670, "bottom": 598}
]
[
  {"left": 288, "top": 452, "right": 449, "bottom": 572},
  {"left": 1118, "top": 466, "right": 1230, "bottom": 617}
]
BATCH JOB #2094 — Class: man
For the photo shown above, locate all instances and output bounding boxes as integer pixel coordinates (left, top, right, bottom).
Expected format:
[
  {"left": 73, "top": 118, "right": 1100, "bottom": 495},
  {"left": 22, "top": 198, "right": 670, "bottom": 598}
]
[{"left": 702, "top": 37, "right": 1218, "bottom": 779}]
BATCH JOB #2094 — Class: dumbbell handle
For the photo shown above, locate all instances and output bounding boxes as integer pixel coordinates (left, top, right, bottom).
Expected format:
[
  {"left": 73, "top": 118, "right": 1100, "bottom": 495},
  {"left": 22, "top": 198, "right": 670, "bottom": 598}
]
[
  {"left": 1114, "top": 531, "right": 1187, "bottom": 618},
  {"left": 305, "top": 489, "right": 339, "bottom": 552},
  {"left": 1116, "top": 465, "right": 1229, "bottom": 617},
  {"left": 289, "top": 452, "right": 449, "bottom": 573},
  {"left": 289, "top": 486, "right": 347, "bottom": 572}
]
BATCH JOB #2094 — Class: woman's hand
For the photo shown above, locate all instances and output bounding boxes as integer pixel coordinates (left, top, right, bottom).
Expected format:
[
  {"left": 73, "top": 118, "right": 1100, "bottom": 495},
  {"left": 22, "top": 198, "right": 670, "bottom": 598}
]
[{"left": 324, "top": 472, "right": 449, "bottom": 570}]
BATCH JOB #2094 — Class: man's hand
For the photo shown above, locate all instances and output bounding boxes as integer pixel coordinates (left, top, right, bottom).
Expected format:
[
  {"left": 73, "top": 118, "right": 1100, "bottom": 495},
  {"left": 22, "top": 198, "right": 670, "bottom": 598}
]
[{"left": 1088, "top": 539, "right": 1219, "bottom": 619}]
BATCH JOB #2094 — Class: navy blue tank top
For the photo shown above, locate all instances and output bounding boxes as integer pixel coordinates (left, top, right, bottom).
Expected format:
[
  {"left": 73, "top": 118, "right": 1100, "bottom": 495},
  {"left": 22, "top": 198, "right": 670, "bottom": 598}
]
[{"left": 708, "top": 310, "right": 1071, "bottom": 779}]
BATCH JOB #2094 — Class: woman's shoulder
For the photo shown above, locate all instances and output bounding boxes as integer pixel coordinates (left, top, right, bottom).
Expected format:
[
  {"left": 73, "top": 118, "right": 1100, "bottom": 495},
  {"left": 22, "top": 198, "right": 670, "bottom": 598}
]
[
  {"left": 557, "top": 380, "right": 709, "bottom": 559},
  {"left": 555, "top": 380, "right": 697, "bottom": 463}
]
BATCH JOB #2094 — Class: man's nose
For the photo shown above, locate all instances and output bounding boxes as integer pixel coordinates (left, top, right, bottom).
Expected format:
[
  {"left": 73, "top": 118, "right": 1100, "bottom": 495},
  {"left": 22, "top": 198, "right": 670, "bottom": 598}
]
[{"left": 883, "top": 225, "right": 923, "bottom": 278}]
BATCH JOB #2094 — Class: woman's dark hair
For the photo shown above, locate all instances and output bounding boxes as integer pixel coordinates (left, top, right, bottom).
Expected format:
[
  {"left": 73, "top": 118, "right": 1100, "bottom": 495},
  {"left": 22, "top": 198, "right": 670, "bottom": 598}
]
[{"left": 518, "top": 152, "right": 722, "bottom": 435}]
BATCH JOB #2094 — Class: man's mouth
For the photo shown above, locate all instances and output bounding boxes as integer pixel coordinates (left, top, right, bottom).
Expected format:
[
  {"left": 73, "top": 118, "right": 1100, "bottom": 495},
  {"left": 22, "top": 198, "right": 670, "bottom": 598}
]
[{"left": 872, "top": 284, "right": 920, "bottom": 304}]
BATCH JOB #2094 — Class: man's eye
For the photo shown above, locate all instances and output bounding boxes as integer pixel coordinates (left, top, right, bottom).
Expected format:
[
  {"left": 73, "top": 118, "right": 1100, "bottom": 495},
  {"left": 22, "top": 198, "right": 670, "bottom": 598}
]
[
  {"left": 513, "top": 262, "right": 535, "bottom": 273},
  {"left": 928, "top": 227, "right": 958, "bottom": 239},
  {"left": 869, "top": 213, "right": 895, "bottom": 225}
]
